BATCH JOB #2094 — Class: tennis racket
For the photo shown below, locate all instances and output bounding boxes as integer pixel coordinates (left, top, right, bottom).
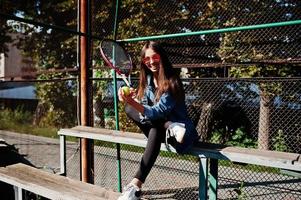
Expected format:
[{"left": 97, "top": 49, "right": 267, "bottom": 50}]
[{"left": 99, "top": 39, "right": 132, "bottom": 87}]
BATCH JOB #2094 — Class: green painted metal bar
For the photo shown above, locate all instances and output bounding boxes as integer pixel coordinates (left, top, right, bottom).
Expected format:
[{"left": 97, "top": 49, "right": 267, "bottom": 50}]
[
  {"left": 120, "top": 20, "right": 301, "bottom": 42},
  {"left": 280, "top": 169, "right": 301, "bottom": 178},
  {"left": 208, "top": 159, "right": 218, "bottom": 200},
  {"left": 112, "top": 0, "right": 122, "bottom": 193},
  {"left": 199, "top": 155, "right": 209, "bottom": 200}
]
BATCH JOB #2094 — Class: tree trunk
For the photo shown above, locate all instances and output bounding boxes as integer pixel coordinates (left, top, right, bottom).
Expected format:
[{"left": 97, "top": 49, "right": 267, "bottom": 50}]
[
  {"left": 258, "top": 89, "right": 272, "bottom": 150},
  {"left": 196, "top": 102, "right": 213, "bottom": 141},
  {"left": 93, "top": 97, "right": 105, "bottom": 127}
]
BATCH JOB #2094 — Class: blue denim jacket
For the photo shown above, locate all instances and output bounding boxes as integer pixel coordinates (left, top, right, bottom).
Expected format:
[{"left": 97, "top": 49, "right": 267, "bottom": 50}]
[{"left": 140, "top": 75, "right": 199, "bottom": 153}]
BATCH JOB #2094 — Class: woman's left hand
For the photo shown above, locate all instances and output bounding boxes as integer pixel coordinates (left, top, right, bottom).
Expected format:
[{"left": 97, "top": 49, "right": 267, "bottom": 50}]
[
  {"left": 120, "top": 88, "right": 144, "bottom": 114},
  {"left": 119, "top": 87, "right": 137, "bottom": 104}
]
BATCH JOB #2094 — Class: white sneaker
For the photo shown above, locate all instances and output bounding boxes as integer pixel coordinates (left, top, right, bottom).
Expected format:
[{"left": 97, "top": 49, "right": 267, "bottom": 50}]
[
  {"left": 118, "top": 184, "right": 141, "bottom": 200},
  {"left": 166, "top": 122, "right": 186, "bottom": 143}
]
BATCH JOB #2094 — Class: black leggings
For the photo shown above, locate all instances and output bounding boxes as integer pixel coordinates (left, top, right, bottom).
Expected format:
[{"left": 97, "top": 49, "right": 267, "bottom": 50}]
[{"left": 125, "top": 104, "right": 166, "bottom": 183}]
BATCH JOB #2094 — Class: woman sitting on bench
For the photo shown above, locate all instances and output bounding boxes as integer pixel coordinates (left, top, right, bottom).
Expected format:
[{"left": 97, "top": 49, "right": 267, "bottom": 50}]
[{"left": 118, "top": 41, "right": 198, "bottom": 200}]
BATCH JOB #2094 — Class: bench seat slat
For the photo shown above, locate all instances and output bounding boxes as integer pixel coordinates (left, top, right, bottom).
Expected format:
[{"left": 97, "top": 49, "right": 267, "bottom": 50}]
[
  {"left": 0, "top": 163, "right": 120, "bottom": 200},
  {"left": 59, "top": 126, "right": 301, "bottom": 171},
  {"left": 191, "top": 146, "right": 301, "bottom": 171},
  {"left": 59, "top": 126, "right": 178, "bottom": 153}
]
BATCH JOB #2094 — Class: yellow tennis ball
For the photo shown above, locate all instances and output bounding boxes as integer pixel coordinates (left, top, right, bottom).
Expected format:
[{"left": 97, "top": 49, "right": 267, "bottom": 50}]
[{"left": 122, "top": 86, "right": 130, "bottom": 96}]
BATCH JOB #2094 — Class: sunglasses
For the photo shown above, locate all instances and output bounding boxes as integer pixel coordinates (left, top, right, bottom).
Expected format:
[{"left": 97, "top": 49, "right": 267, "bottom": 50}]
[{"left": 142, "top": 54, "right": 161, "bottom": 65}]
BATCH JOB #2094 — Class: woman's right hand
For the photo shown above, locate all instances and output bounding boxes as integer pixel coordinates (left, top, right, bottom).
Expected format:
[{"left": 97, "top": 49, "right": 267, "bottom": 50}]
[{"left": 118, "top": 87, "right": 125, "bottom": 102}]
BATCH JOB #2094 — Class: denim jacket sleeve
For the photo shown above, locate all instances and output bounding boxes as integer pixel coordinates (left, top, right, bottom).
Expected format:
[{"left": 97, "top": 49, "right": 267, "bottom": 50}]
[{"left": 143, "top": 92, "right": 176, "bottom": 120}]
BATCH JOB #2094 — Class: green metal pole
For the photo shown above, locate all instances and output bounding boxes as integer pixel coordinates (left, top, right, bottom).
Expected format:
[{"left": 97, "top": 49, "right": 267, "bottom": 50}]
[
  {"left": 208, "top": 159, "right": 218, "bottom": 200},
  {"left": 120, "top": 20, "right": 301, "bottom": 42},
  {"left": 112, "top": 0, "right": 122, "bottom": 193},
  {"left": 199, "top": 156, "right": 209, "bottom": 200}
]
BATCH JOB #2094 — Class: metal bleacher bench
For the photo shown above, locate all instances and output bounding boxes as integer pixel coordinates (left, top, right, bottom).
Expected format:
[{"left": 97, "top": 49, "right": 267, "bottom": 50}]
[
  {"left": 0, "top": 163, "right": 120, "bottom": 200},
  {"left": 58, "top": 126, "right": 301, "bottom": 200}
]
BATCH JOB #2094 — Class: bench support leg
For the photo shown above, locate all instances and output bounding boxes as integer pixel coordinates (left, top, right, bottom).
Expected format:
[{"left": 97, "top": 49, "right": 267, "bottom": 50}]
[
  {"left": 116, "top": 143, "right": 122, "bottom": 192},
  {"left": 199, "top": 155, "right": 208, "bottom": 200},
  {"left": 60, "top": 135, "right": 66, "bottom": 176},
  {"left": 208, "top": 158, "right": 218, "bottom": 200},
  {"left": 13, "top": 186, "right": 23, "bottom": 200}
]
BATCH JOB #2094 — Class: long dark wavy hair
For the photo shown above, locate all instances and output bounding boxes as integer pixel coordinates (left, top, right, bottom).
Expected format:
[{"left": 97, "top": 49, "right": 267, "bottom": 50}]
[{"left": 137, "top": 41, "right": 185, "bottom": 103}]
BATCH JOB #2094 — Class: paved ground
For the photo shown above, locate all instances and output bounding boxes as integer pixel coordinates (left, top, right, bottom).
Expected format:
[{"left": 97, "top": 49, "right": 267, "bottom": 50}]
[{"left": 0, "top": 130, "right": 300, "bottom": 200}]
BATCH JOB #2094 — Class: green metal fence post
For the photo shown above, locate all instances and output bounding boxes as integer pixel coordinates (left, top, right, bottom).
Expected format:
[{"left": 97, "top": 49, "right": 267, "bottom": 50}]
[
  {"left": 112, "top": 0, "right": 122, "bottom": 193},
  {"left": 208, "top": 159, "right": 218, "bottom": 200},
  {"left": 199, "top": 155, "right": 208, "bottom": 200}
]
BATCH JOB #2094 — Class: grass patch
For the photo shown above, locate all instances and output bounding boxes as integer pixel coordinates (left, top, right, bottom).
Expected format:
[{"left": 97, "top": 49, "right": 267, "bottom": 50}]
[
  {"left": 0, "top": 108, "right": 58, "bottom": 138},
  {"left": 0, "top": 122, "right": 58, "bottom": 139}
]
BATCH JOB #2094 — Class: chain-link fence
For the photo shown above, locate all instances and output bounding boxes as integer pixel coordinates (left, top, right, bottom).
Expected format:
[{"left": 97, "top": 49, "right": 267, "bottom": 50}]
[
  {"left": 1, "top": 0, "right": 301, "bottom": 199},
  {"left": 91, "top": 77, "right": 301, "bottom": 199}
]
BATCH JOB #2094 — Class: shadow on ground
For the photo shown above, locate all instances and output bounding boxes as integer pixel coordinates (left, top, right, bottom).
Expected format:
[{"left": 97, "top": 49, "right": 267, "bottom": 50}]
[
  {"left": 142, "top": 186, "right": 199, "bottom": 200},
  {"left": 0, "top": 139, "right": 35, "bottom": 200}
]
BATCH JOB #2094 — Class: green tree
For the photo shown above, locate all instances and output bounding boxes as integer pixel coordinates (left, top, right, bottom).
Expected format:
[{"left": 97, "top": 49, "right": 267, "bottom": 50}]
[
  {"left": 216, "top": 1, "right": 301, "bottom": 150},
  {"left": 1, "top": 0, "right": 78, "bottom": 127},
  {"left": 36, "top": 74, "right": 77, "bottom": 127}
]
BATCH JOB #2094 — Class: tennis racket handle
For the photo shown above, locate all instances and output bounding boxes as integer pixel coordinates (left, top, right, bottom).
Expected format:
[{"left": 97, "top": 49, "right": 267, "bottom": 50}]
[{"left": 121, "top": 76, "right": 131, "bottom": 87}]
